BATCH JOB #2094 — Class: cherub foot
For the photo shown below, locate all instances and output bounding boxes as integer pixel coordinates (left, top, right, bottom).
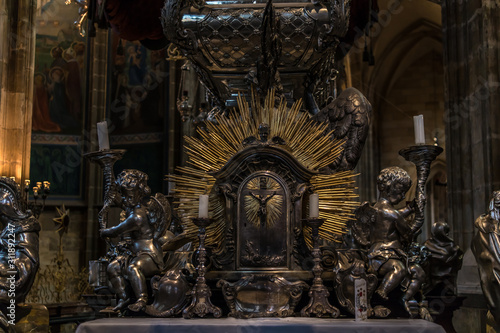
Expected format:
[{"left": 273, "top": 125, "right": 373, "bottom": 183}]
[
  {"left": 375, "top": 289, "right": 389, "bottom": 301},
  {"left": 373, "top": 305, "right": 391, "bottom": 318},
  {"left": 403, "top": 299, "right": 413, "bottom": 317},
  {"left": 419, "top": 306, "right": 433, "bottom": 321},
  {"left": 128, "top": 297, "right": 147, "bottom": 312},
  {"left": 111, "top": 298, "right": 130, "bottom": 312}
]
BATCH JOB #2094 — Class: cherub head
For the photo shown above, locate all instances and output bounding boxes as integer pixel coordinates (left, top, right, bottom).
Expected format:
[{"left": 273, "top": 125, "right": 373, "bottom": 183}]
[
  {"left": 116, "top": 170, "right": 151, "bottom": 208},
  {"left": 489, "top": 191, "right": 500, "bottom": 220},
  {"left": 377, "top": 167, "right": 411, "bottom": 205}
]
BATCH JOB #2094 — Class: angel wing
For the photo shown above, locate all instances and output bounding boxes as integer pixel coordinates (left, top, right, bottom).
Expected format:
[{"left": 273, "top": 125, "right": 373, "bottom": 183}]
[
  {"left": 313, "top": 87, "right": 372, "bottom": 172},
  {"left": 147, "top": 193, "right": 172, "bottom": 241},
  {"left": 351, "top": 201, "right": 376, "bottom": 247}
]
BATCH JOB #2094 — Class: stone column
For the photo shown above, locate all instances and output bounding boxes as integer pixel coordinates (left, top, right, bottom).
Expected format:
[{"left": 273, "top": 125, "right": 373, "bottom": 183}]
[
  {"left": 85, "top": 28, "right": 109, "bottom": 264},
  {"left": 443, "top": 2, "right": 500, "bottom": 330},
  {"left": 0, "top": 0, "right": 36, "bottom": 181},
  {"left": 442, "top": 0, "right": 500, "bottom": 251}
]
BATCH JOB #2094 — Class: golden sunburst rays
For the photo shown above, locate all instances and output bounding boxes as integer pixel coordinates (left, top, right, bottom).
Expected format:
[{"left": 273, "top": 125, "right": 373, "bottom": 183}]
[
  {"left": 165, "top": 167, "right": 225, "bottom": 250},
  {"left": 244, "top": 177, "right": 283, "bottom": 229},
  {"left": 169, "top": 89, "right": 358, "bottom": 249},
  {"left": 302, "top": 171, "right": 359, "bottom": 248},
  {"left": 186, "top": 90, "right": 345, "bottom": 172}
]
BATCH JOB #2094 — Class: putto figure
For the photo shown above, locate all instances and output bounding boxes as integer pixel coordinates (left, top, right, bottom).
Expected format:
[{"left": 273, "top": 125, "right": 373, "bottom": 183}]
[
  {"left": 353, "top": 167, "right": 426, "bottom": 316},
  {"left": 100, "top": 170, "right": 168, "bottom": 312},
  {"left": 472, "top": 190, "right": 500, "bottom": 327},
  {"left": 0, "top": 177, "right": 40, "bottom": 327}
]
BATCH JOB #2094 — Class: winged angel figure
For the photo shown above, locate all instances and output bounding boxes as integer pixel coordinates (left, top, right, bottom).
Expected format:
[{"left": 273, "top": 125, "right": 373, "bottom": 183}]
[
  {"left": 312, "top": 87, "right": 372, "bottom": 172},
  {"left": 351, "top": 167, "right": 429, "bottom": 319},
  {"left": 99, "top": 169, "right": 174, "bottom": 312}
]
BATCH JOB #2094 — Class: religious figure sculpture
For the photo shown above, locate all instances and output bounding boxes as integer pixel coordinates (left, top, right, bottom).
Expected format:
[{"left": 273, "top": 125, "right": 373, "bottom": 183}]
[
  {"left": 249, "top": 190, "right": 276, "bottom": 227},
  {"left": 424, "top": 221, "right": 463, "bottom": 296},
  {"left": 100, "top": 169, "right": 168, "bottom": 312},
  {"left": 472, "top": 190, "right": 500, "bottom": 327},
  {"left": 353, "top": 167, "right": 427, "bottom": 316},
  {"left": 0, "top": 177, "right": 40, "bottom": 328}
]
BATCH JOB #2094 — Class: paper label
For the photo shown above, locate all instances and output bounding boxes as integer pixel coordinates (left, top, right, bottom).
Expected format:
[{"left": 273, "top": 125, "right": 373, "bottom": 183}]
[{"left": 355, "top": 278, "right": 368, "bottom": 321}]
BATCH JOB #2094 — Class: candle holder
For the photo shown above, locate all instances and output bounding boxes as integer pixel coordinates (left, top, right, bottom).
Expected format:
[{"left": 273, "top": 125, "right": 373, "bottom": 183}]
[
  {"left": 300, "top": 218, "right": 339, "bottom": 318},
  {"left": 183, "top": 217, "right": 222, "bottom": 318},
  {"left": 399, "top": 145, "right": 443, "bottom": 240},
  {"left": 84, "top": 149, "right": 126, "bottom": 230},
  {"left": 19, "top": 179, "right": 50, "bottom": 219}
]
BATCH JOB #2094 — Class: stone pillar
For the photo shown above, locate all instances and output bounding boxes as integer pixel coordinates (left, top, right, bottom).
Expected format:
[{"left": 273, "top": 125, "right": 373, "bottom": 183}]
[
  {"left": 444, "top": 2, "right": 500, "bottom": 329},
  {"left": 85, "top": 28, "right": 109, "bottom": 264},
  {"left": 0, "top": 0, "right": 36, "bottom": 181},
  {"left": 442, "top": 0, "right": 500, "bottom": 251}
]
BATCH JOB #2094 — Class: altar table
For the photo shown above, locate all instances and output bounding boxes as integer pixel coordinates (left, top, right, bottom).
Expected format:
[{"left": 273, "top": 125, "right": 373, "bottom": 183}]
[{"left": 75, "top": 317, "right": 446, "bottom": 333}]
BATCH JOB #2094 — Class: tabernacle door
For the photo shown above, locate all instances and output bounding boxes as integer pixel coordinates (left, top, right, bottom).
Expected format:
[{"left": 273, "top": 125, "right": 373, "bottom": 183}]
[{"left": 237, "top": 172, "right": 290, "bottom": 270}]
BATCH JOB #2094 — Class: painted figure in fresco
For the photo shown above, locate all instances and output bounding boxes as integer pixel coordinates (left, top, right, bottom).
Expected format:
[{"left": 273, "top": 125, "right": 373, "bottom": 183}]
[
  {"left": 0, "top": 178, "right": 40, "bottom": 327},
  {"left": 50, "top": 46, "right": 66, "bottom": 69},
  {"left": 472, "top": 191, "right": 500, "bottom": 327},
  {"left": 32, "top": 73, "right": 61, "bottom": 133},
  {"left": 353, "top": 167, "right": 426, "bottom": 315},
  {"left": 100, "top": 170, "right": 166, "bottom": 312},
  {"left": 48, "top": 66, "right": 73, "bottom": 130},
  {"left": 63, "top": 47, "right": 82, "bottom": 120}
]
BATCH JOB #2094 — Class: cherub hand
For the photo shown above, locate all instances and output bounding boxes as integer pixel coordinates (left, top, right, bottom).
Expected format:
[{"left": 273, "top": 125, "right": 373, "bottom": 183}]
[{"left": 407, "top": 199, "right": 417, "bottom": 211}]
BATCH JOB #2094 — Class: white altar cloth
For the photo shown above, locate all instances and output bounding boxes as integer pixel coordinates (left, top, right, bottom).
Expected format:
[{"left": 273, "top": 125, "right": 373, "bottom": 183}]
[{"left": 76, "top": 317, "right": 445, "bottom": 333}]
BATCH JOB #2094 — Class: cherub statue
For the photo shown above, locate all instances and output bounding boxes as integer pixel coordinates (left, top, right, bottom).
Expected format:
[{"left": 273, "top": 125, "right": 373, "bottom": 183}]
[
  {"left": 353, "top": 167, "right": 426, "bottom": 316},
  {"left": 0, "top": 177, "right": 40, "bottom": 328},
  {"left": 100, "top": 169, "right": 170, "bottom": 312},
  {"left": 472, "top": 190, "right": 500, "bottom": 327}
]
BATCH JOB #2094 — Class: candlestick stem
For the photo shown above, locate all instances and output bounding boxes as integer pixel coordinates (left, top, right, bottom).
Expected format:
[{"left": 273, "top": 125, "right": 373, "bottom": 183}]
[{"left": 300, "top": 218, "right": 339, "bottom": 317}]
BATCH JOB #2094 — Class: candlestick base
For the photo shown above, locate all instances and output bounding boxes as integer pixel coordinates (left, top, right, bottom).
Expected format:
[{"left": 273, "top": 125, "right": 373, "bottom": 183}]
[
  {"left": 300, "top": 218, "right": 339, "bottom": 318},
  {"left": 183, "top": 218, "right": 222, "bottom": 318}
]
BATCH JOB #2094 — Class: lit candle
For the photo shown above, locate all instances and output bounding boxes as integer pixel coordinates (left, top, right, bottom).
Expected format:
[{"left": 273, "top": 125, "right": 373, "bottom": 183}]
[
  {"left": 36, "top": 182, "right": 42, "bottom": 189},
  {"left": 9, "top": 177, "right": 15, "bottom": 182},
  {"left": 413, "top": 115, "right": 425, "bottom": 145},
  {"left": 97, "top": 121, "right": 110, "bottom": 150},
  {"left": 199, "top": 194, "right": 209, "bottom": 219},
  {"left": 309, "top": 193, "right": 319, "bottom": 219},
  {"left": 33, "top": 187, "right": 39, "bottom": 198},
  {"left": 43, "top": 181, "right": 50, "bottom": 191},
  {"left": 25, "top": 179, "right": 30, "bottom": 186}
]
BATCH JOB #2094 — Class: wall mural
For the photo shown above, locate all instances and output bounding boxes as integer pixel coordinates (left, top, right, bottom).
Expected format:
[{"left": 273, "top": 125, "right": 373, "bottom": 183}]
[
  {"left": 30, "top": 0, "right": 87, "bottom": 199},
  {"left": 108, "top": 33, "right": 170, "bottom": 195}
]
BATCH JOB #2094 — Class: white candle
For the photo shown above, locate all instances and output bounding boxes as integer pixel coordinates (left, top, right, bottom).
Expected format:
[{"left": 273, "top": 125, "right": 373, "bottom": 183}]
[
  {"left": 199, "top": 194, "right": 209, "bottom": 218},
  {"left": 97, "top": 121, "right": 110, "bottom": 150},
  {"left": 413, "top": 115, "right": 425, "bottom": 145},
  {"left": 309, "top": 193, "right": 319, "bottom": 218},
  {"left": 168, "top": 180, "right": 175, "bottom": 194}
]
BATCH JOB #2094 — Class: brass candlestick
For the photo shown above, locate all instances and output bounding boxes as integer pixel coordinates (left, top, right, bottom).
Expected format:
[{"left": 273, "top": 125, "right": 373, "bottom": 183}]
[
  {"left": 399, "top": 145, "right": 443, "bottom": 239},
  {"left": 183, "top": 217, "right": 222, "bottom": 318},
  {"left": 84, "top": 149, "right": 126, "bottom": 230},
  {"left": 300, "top": 218, "right": 339, "bottom": 318}
]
